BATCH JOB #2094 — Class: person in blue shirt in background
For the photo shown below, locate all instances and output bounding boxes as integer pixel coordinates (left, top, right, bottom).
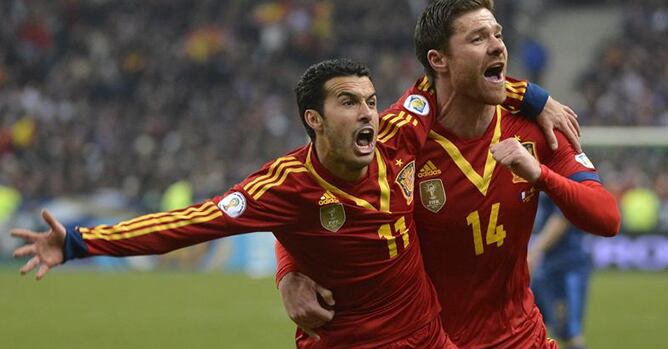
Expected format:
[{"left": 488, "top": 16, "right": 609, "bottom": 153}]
[{"left": 529, "top": 193, "right": 592, "bottom": 349}]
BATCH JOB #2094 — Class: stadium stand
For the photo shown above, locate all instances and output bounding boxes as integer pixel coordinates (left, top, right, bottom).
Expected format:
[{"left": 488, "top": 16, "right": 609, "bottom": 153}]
[{"left": 1, "top": 0, "right": 666, "bottom": 261}]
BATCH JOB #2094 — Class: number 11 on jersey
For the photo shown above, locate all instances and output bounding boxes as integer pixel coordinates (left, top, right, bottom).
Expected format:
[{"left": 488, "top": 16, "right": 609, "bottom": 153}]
[
  {"left": 378, "top": 216, "right": 410, "bottom": 259},
  {"left": 466, "top": 203, "right": 507, "bottom": 256}
]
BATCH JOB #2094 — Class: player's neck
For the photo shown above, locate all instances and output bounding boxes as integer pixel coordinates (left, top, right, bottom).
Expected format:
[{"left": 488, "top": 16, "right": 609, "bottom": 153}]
[
  {"left": 313, "top": 141, "right": 368, "bottom": 183},
  {"left": 435, "top": 83, "right": 495, "bottom": 139}
]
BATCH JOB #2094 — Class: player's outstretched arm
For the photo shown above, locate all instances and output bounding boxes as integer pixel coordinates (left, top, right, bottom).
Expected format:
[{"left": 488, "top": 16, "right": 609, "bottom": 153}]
[
  {"left": 10, "top": 209, "right": 66, "bottom": 280},
  {"left": 278, "top": 271, "right": 336, "bottom": 341},
  {"left": 537, "top": 96, "right": 582, "bottom": 153}
]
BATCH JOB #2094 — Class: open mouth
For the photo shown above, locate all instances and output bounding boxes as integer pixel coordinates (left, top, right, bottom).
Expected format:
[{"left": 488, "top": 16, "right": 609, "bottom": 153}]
[
  {"left": 353, "top": 126, "right": 376, "bottom": 155},
  {"left": 484, "top": 63, "right": 504, "bottom": 84}
]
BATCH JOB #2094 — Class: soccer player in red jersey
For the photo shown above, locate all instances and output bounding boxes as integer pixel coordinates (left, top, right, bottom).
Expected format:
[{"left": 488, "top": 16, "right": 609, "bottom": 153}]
[
  {"left": 11, "top": 59, "right": 458, "bottom": 349},
  {"left": 275, "top": 72, "right": 559, "bottom": 341},
  {"left": 410, "top": 2, "right": 619, "bottom": 347},
  {"left": 275, "top": 1, "right": 621, "bottom": 348}
]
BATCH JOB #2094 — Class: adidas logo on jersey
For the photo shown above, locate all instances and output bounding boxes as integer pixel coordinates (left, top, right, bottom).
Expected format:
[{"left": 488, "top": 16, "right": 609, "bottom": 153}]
[
  {"left": 418, "top": 161, "right": 442, "bottom": 178},
  {"left": 318, "top": 191, "right": 340, "bottom": 206}
]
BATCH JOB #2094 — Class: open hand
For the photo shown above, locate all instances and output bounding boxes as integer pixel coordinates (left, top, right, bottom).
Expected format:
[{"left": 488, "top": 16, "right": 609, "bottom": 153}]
[
  {"left": 11, "top": 209, "right": 66, "bottom": 280},
  {"left": 537, "top": 96, "right": 582, "bottom": 153}
]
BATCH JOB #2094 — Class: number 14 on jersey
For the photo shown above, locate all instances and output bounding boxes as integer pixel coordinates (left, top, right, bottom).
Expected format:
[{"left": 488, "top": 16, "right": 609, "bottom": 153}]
[{"left": 466, "top": 203, "right": 507, "bottom": 256}]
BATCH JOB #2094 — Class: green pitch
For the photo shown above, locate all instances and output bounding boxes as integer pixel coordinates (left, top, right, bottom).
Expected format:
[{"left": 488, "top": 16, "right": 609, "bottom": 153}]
[
  {"left": 0, "top": 268, "right": 295, "bottom": 349},
  {"left": 0, "top": 268, "right": 666, "bottom": 349},
  {"left": 585, "top": 271, "right": 668, "bottom": 348}
]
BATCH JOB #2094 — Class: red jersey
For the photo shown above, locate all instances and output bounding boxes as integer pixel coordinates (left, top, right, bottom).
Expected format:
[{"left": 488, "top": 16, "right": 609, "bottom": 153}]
[
  {"left": 415, "top": 106, "right": 600, "bottom": 349},
  {"left": 275, "top": 76, "right": 619, "bottom": 348},
  {"left": 68, "top": 95, "right": 447, "bottom": 348}
]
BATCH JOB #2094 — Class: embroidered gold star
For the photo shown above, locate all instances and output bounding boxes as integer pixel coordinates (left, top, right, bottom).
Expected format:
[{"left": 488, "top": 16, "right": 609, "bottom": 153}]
[
  {"left": 395, "top": 159, "right": 403, "bottom": 167},
  {"left": 514, "top": 135, "right": 522, "bottom": 142}
]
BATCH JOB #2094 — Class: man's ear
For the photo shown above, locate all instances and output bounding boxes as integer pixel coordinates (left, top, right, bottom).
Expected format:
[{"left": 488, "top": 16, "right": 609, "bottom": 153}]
[
  {"left": 427, "top": 49, "right": 448, "bottom": 74},
  {"left": 305, "top": 109, "right": 323, "bottom": 133}
]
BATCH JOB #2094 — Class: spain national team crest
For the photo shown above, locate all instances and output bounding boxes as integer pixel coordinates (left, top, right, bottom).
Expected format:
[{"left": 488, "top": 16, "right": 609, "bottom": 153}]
[
  {"left": 396, "top": 161, "right": 416, "bottom": 205},
  {"left": 320, "top": 204, "right": 346, "bottom": 232},
  {"left": 512, "top": 141, "right": 539, "bottom": 184},
  {"left": 403, "top": 95, "right": 430, "bottom": 116},
  {"left": 419, "top": 179, "right": 446, "bottom": 213}
]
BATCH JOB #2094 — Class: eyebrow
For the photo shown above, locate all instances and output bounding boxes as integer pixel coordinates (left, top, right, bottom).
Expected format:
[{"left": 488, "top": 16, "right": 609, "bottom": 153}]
[
  {"left": 336, "top": 91, "right": 377, "bottom": 100},
  {"left": 468, "top": 23, "right": 503, "bottom": 36}
]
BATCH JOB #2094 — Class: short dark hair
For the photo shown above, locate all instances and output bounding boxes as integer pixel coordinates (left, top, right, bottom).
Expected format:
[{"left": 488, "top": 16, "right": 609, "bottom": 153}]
[
  {"left": 295, "top": 58, "right": 371, "bottom": 141},
  {"left": 414, "top": 0, "right": 495, "bottom": 81}
]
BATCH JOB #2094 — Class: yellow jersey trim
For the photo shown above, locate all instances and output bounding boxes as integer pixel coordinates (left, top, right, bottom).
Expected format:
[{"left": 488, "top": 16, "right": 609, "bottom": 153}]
[
  {"left": 81, "top": 201, "right": 222, "bottom": 240},
  {"left": 378, "top": 111, "right": 416, "bottom": 143},
  {"left": 505, "top": 80, "right": 528, "bottom": 88},
  {"left": 428, "top": 105, "right": 502, "bottom": 196},
  {"left": 244, "top": 157, "right": 307, "bottom": 199},
  {"left": 504, "top": 83, "right": 527, "bottom": 94},
  {"left": 79, "top": 202, "right": 218, "bottom": 236},
  {"left": 305, "top": 145, "right": 391, "bottom": 212},
  {"left": 417, "top": 76, "right": 430, "bottom": 91}
]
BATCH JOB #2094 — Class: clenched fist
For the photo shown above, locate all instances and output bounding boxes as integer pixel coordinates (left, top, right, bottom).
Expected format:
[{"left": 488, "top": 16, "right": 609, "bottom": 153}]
[{"left": 490, "top": 138, "right": 542, "bottom": 183}]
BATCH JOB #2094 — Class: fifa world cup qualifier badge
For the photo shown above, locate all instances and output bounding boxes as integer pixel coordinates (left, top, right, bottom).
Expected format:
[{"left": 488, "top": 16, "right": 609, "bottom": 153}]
[
  {"left": 575, "top": 153, "right": 596, "bottom": 169},
  {"left": 403, "top": 94, "right": 430, "bottom": 116},
  {"left": 218, "top": 192, "right": 247, "bottom": 218}
]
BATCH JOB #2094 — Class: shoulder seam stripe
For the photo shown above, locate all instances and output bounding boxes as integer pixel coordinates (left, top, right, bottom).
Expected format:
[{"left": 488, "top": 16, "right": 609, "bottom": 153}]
[
  {"left": 243, "top": 156, "right": 297, "bottom": 192},
  {"left": 245, "top": 160, "right": 304, "bottom": 195},
  {"left": 377, "top": 113, "right": 398, "bottom": 139},
  {"left": 388, "top": 111, "right": 406, "bottom": 124},
  {"left": 506, "top": 80, "right": 528, "bottom": 88},
  {"left": 418, "top": 76, "right": 429, "bottom": 91},
  {"left": 379, "top": 124, "right": 401, "bottom": 143},
  {"left": 505, "top": 84, "right": 527, "bottom": 94},
  {"left": 506, "top": 92, "right": 524, "bottom": 101},
  {"left": 378, "top": 111, "right": 407, "bottom": 141},
  {"left": 251, "top": 167, "right": 308, "bottom": 200},
  {"left": 419, "top": 77, "right": 432, "bottom": 91}
]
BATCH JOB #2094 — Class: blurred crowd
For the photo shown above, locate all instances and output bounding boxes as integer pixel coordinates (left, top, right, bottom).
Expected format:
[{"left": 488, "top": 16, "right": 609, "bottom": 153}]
[
  {"left": 0, "top": 0, "right": 428, "bottom": 206},
  {"left": 0, "top": 0, "right": 666, "bottom": 238},
  {"left": 575, "top": 0, "right": 668, "bottom": 236},
  {"left": 578, "top": 0, "right": 668, "bottom": 127}
]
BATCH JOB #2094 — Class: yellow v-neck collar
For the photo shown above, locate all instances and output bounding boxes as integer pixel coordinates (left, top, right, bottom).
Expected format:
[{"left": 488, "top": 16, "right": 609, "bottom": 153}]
[
  {"left": 305, "top": 145, "right": 391, "bottom": 212},
  {"left": 428, "top": 105, "right": 502, "bottom": 196}
]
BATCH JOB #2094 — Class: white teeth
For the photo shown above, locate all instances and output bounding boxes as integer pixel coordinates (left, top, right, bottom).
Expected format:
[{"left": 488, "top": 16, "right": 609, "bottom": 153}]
[{"left": 355, "top": 128, "right": 375, "bottom": 148}]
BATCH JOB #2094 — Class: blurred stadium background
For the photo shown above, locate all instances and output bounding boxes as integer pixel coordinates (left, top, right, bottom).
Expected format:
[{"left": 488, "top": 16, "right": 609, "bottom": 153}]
[{"left": 0, "top": 0, "right": 666, "bottom": 348}]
